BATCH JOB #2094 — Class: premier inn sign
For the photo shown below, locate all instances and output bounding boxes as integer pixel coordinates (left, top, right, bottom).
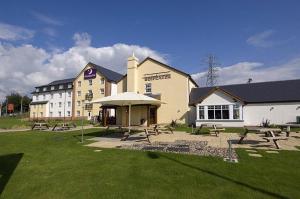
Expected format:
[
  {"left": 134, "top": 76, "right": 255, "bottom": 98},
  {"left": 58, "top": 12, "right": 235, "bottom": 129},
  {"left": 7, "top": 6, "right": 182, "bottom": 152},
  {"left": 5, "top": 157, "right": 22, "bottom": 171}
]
[
  {"left": 84, "top": 68, "right": 97, "bottom": 79},
  {"left": 143, "top": 72, "right": 171, "bottom": 81}
]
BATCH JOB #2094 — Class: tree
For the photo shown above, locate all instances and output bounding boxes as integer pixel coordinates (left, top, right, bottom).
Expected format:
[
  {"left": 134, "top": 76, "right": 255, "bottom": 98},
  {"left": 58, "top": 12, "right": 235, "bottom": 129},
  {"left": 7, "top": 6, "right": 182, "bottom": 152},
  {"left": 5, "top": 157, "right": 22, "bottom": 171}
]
[
  {"left": 205, "top": 54, "right": 219, "bottom": 87},
  {"left": 1, "top": 92, "right": 31, "bottom": 115}
]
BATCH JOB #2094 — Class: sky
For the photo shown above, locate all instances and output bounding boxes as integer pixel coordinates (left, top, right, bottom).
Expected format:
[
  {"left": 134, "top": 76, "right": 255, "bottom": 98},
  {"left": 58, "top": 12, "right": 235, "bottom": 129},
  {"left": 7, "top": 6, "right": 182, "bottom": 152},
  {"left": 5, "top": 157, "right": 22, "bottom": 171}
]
[{"left": 0, "top": 0, "right": 300, "bottom": 100}]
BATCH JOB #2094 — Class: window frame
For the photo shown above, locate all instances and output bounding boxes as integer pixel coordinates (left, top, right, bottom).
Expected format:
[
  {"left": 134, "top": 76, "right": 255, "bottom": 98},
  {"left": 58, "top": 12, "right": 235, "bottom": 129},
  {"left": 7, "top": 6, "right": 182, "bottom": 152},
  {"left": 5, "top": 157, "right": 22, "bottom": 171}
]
[{"left": 145, "top": 83, "right": 152, "bottom": 93}]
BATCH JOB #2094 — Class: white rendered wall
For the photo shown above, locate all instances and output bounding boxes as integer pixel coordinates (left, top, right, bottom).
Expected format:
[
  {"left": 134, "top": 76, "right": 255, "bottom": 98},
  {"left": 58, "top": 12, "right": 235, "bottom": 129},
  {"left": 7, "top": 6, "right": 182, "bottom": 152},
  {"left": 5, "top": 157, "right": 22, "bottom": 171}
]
[
  {"left": 244, "top": 102, "right": 300, "bottom": 125},
  {"left": 32, "top": 89, "right": 73, "bottom": 118},
  {"left": 111, "top": 83, "right": 118, "bottom": 96}
]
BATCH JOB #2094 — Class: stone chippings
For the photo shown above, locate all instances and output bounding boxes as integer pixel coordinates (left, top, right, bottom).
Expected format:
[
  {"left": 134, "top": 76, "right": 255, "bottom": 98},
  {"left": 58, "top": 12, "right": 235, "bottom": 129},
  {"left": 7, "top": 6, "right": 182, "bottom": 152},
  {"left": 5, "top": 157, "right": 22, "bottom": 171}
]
[{"left": 121, "top": 140, "right": 238, "bottom": 159}]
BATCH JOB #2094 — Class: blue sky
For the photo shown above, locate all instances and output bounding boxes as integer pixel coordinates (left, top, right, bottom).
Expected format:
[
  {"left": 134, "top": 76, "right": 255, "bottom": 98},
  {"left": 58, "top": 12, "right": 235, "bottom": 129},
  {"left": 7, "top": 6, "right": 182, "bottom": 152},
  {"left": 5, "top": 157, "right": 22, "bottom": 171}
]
[{"left": 0, "top": 0, "right": 300, "bottom": 98}]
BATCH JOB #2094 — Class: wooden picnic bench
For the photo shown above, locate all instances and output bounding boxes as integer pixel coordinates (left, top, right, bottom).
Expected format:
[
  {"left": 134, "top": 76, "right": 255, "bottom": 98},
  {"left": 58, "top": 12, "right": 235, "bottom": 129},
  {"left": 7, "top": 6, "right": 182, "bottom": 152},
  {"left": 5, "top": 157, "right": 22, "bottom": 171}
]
[
  {"left": 52, "top": 123, "right": 75, "bottom": 131},
  {"left": 198, "top": 123, "right": 225, "bottom": 137},
  {"left": 32, "top": 123, "right": 49, "bottom": 130},
  {"left": 262, "top": 131, "right": 287, "bottom": 149},
  {"left": 152, "top": 124, "right": 174, "bottom": 135}
]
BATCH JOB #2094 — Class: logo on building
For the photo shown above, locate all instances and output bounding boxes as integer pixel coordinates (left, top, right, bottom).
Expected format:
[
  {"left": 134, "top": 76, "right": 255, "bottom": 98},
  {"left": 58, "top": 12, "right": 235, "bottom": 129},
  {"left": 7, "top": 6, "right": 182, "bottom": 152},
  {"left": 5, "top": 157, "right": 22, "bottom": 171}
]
[
  {"left": 143, "top": 72, "right": 171, "bottom": 81},
  {"left": 84, "top": 68, "right": 97, "bottom": 79}
]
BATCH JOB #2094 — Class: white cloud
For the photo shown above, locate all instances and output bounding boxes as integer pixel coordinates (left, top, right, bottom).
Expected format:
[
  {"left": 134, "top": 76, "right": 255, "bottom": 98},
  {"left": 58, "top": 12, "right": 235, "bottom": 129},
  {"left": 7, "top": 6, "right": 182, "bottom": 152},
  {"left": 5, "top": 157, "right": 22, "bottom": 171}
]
[
  {"left": 0, "top": 22, "right": 35, "bottom": 41},
  {"left": 31, "top": 11, "right": 63, "bottom": 26},
  {"left": 247, "top": 30, "right": 277, "bottom": 48},
  {"left": 73, "top": 32, "right": 91, "bottom": 47},
  {"left": 0, "top": 32, "right": 167, "bottom": 100},
  {"left": 192, "top": 59, "right": 300, "bottom": 86}
]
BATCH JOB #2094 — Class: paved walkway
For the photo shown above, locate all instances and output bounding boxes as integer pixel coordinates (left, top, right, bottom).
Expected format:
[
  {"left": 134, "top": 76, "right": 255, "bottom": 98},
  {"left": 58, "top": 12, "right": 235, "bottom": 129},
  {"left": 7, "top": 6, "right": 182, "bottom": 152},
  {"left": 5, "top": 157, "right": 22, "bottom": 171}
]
[{"left": 86, "top": 131, "right": 300, "bottom": 151}]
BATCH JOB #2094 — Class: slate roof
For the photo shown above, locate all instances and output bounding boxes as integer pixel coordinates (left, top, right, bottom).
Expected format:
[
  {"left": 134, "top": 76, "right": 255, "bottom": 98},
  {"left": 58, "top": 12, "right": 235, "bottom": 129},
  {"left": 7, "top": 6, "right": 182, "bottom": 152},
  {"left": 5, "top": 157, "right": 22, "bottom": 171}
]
[
  {"left": 32, "top": 78, "right": 74, "bottom": 94},
  {"left": 89, "top": 62, "right": 124, "bottom": 83},
  {"left": 48, "top": 78, "right": 75, "bottom": 86},
  {"left": 189, "top": 79, "right": 300, "bottom": 105}
]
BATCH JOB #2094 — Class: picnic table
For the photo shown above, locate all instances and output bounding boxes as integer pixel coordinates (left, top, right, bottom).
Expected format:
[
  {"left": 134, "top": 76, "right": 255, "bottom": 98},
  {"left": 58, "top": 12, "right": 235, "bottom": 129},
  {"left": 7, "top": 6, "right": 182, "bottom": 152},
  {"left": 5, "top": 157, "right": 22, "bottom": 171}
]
[
  {"left": 238, "top": 127, "right": 286, "bottom": 149},
  {"left": 52, "top": 123, "right": 75, "bottom": 131},
  {"left": 277, "top": 124, "right": 300, "bottom": 137},
  {"left": 32, "top": 122, "right": 50, "bottom": 130},
  {"left": 198, "top": 123, "right": 225, "bottom": 137}
]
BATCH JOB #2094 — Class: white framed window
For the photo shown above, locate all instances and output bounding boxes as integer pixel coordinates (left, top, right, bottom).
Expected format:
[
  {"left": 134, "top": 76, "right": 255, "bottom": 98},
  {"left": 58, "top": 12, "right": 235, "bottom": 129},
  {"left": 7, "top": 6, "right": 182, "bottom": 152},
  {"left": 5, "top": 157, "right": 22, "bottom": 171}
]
[
  {"left": 67, "top": 111, "right": 71, "bottom": 117},
  {"left": 68, "top": 91, "right": 71, "bottom": 97},
  {"left": 207, "top": 105, "right": 229, "bottom": 120},
  {"left": 89, "top": 79, "right": 93, "bottom": 86},
  {"left": 59, "top": 85, "right": 63, "bottom": 89},
  {"left": 145, "top": 83, "right": 152, "bottom": 93},
  {"left": 67, "top": 101, "right": 71, "bottom": 107},
  {"left": 50, "top": 103, "right": 53, "bottom": 108},
  {"left": 51, "top": 86, "right": 55, "bottom": 90},
  {"left": 78, "top": 81, "right": 81, "bottom": 87},
  {"left": 58, "top": 111, "right": 62, "bottom": 117},
  {"left": 40, "top": 112, "right": 43, "bottom": 117},
  {"left": 100, "top": 88, "right": 104, "bottom": 94},
  {"left": 59, "top": 102, "right": 62, "bottom": 108},
  {"left": 77, "top": 111, "right": 80, "bottom": 116},
  {"left": 77, "top": 101, "right": 81, "bottom": 106},
  {"left": 43, "top": 94, "right": 46, "bottom": 100},
  {"left": 36, "top": 88, "right": 40, "bottom": 92},
  {"left": 36, "top": 96, "right": 39, "bottom": 101},
  {"left": 59, "top": 93, "right": 62, "bottom": 98},
  {"left": 51, "top": 94, "right": 53, "bottom": 99},
  {"left": 198, "top": 106, "right": 205, "bottom": 119},
  {"left": 101, "top": 78, "right": 105, "bottom": 84},
  {"left": 68, "top": 84, "right": 72, "bottom": 88},
  {"left": 233, "top": 104, "right": 240, "bottom": 119},
  {"left": 43, "top": 87, "right": 47, "bottom": 91},
  {"left": 77, "top": 91, "right": 81, "bottom": 97}
]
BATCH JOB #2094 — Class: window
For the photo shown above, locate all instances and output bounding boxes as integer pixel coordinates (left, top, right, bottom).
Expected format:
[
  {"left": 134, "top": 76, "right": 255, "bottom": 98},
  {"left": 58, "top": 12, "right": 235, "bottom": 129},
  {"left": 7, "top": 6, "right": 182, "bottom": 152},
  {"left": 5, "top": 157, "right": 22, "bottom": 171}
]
[
  {"left": 89, "top": 79, "right": 92, "bottom": 86},
  {"left": 198, "top": 106, "right": 205, "bottom": 119},
  {"left": 43, "top": 94, "right": 46, "bottom": 100},
  {"left": 50, "top": 103, "right": 53, "bottom": 108},
  {"left": 36, "top": 96, "right": 39, "bottom": 101},
  {"left": 33, "top": 112, "right": 36, "bottom": 117},
  {"left": 68, "top": 84, "right": 72, "bottom": 88},
  {"left": 36, "top": 88, "right": 40, "bottom": 92},
  {"left": 59, "top": 93, "right": 62, "bottom": 98},
  {"left": 101, "top": 78, "right": 105, "bottom": 84},
  {"left": 145, "top": 83, "right": 152, "bottom": 93},
  {"left": 51, "top": 86, "right": 55, "bottom": 90},
  {"left": 67, "top": 101, "right": 71, "bottom": 107},
  {"left": 77, "top": 91, "right": 81, "bottom": 97},
  {"left": 78, "top": 81, "right": 81, "bottom": 87},
  {"left": 88, "top": 90, "right": 92, "bottom": 94},
  {"left": 50, "top": 112, "right": 53, "bottom": 117},
  {"left": 77, "top": 101, "right": 81, "bottom": 106},
  {"left": 208, "top": 105, "right": 229, "bottom": 120},
  {"left": 59, "top": 102, "right": 62, "bottom": 108},
  {"left": 59, "top": 85, "right": 63, "bottom": 89},
  {"left": 43, "top": 87, "right": 47, "bottom": 91},
  {"left": 233, "top": 104, "right": 240, "bottom": 119},
  {"left": 58, "top": 111, "right": 62, "bottom": 117},
  {"left": 100, "top": 88, "right": 104, "bottom": 94},
  {"left": 67, "top": 111, "right": 71, "bottom": 117},
  {"left": 40, "top": 112, "right": 43, "bottom": 117},
  {"left": 51, "top": 94, "right": 53, "bottom": 99},
  {"left": 77, "top": 111, "right": 80, "bottom": 117},
  {"left": 68, "top": 91, "right": 71, "bottom": 97}
]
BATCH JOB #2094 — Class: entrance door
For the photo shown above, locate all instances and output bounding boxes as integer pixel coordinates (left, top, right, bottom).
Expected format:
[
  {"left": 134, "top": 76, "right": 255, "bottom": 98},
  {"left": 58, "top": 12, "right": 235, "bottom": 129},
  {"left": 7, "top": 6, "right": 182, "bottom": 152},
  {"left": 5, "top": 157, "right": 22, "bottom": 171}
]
[{"left": 149, "top": 107, "right": 157, "bottom": 125}]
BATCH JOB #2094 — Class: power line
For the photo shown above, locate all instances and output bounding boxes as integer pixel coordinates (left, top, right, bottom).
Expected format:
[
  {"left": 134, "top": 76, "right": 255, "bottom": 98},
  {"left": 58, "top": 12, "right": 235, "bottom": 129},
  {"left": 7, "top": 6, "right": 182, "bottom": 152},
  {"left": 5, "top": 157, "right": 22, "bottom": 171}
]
[{"left": 205, "top": 54, "right": 219, "bottom": 87}]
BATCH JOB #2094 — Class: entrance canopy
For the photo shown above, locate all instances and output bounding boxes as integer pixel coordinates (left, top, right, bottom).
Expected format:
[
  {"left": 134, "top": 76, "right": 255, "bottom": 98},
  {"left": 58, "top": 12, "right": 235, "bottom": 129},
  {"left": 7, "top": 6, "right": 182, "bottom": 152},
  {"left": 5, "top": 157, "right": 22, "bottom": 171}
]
[{"left": 91, "top": 92, "right": 163, "bottom": 106}]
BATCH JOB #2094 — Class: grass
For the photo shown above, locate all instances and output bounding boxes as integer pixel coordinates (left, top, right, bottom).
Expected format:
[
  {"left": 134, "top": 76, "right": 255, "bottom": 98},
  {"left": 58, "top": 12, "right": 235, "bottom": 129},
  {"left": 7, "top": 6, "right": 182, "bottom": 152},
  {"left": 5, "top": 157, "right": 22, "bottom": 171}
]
[
  {"left": 0, "top": 129, "right": 299, "bottom": 198},
  {"left": 0, "top": 116, "right": 91, "bottom": 129}
]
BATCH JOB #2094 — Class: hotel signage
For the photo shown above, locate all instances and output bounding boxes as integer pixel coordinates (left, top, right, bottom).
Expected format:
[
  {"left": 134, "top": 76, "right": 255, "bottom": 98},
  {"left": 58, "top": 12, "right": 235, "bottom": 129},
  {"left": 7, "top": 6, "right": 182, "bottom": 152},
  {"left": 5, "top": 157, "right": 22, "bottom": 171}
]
[
  {"left": 143, "top": 72, "right": 171, "bottom": 81},
  {"left": 84, "top": 68, "right": 97, "bottom": 79}
]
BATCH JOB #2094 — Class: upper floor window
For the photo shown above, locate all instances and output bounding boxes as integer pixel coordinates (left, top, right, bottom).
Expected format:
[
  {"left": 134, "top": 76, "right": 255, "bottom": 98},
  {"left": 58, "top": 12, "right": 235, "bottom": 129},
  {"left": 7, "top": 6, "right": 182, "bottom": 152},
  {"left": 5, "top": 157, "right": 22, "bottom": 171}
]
[
  {"left": 36, "top": 88, "right": 40, "bottom": 92},
  {"left": 89, "top": 79, "right": 92, "bottom": 86},
  {"left": 100, "top": 88, "right": 104, "bottom": 94},
  {"left": 43, "top": 87, "right": 47, "bottom": 91},
  {"left": 67, "top": 84, "right": 72, "bottom": 88},
  {"left": 101, "top": 78, "right": 105, "bottom": 84},
  {"left": 51, "top": 86, "right": 55, "bottom": 90},
  {"left": 67, "top": 101, "right": 71, "bottom": 107},
  {"left": 36, "top": 96, "right": 39, "bottom": 101},
  {"left": 77, "top": 101, "right": 81, "bottom": 106},
  {"left": 59, "top": 85, "right": 63, "bottom": 89},
  {"left": 50, "top": 103, "right": 53, "bottom": 108},
  {"left": 78, "top": 81, "right": 81, "bottom": 87},
  {"left": 59, "top": 93, "right": 62, "bottom": 98},
  {"left": 77, "top": 91, "right": 81, "bottom": 97},
  {"left": 43, "top": 94, "right": 46, "bottom": 100},
  {"left": 68, "top": 91, "right": 71, "bottom": 97},
  {"left": 50, "top": 94, "right": 53, "bottom": 99},
  {"left": 59, "top": 102, "right": 62, "bottom": 108},
  {"left": 145, "top": 83, "right": 152, "bottom": 93}
]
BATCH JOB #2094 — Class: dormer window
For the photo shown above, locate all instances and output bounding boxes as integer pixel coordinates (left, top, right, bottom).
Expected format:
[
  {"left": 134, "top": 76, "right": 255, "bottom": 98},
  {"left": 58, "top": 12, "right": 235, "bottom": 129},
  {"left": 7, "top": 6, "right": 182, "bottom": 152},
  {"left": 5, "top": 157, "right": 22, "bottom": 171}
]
[
  {"left": 43, "top": 87, "right": 47, "bottom": 91},
  {"left": 59, "top": 85, "right": 63, "bottom": 89},
  {"left": 68, "top": 84, "right": 72, "bottom": 88},
  {"left": 101, "top": 78, "right": 105, "bottom": 84},
  {"left": 51, "top": 86, "right": 55, "bottom": 90},
  {"left": 36, "top": 88, "right": 40, "bottom": 92}
]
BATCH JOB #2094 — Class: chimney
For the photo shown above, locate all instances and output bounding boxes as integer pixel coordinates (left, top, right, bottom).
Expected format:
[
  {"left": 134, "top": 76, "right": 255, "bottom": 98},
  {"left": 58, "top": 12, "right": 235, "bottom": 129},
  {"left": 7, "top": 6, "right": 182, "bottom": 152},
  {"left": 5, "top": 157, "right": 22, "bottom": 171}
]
[{"left": 127, "top": 53, "right": 139, "bottom": 92}]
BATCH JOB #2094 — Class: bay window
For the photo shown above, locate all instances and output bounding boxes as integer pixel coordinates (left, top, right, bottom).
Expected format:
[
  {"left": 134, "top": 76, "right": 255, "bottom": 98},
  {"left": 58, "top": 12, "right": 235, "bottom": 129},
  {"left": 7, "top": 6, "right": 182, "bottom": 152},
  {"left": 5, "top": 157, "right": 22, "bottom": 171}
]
[
  {"left": 233, "top": 104, "right": 240, "bottom": 119},
  {"left": 198, "top": 106, "right": 205, "bottom": 119},
  {"left": 198, "top": 104, "right": 241, "bottom": 120}
]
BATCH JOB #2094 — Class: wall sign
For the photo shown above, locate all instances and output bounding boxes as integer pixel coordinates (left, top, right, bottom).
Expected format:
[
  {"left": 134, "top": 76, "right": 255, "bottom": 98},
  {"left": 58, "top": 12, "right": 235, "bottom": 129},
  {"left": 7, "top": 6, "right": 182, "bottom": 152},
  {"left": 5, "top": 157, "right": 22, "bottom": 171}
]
[
  {"left": 84, "top": 68, "right": 97, "bottom": 79},
  {"left": 143, "top": 72, "right": 171, "bottom": 81}
]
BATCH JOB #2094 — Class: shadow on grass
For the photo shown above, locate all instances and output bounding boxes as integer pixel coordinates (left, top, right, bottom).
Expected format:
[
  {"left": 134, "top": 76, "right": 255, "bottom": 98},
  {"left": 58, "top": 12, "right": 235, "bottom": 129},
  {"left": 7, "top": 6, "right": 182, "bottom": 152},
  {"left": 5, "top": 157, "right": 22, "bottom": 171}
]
[
  {"left": 0, "top": 153, "right": 23, "bottom": 195},
  {"left": 146, "top": 151, "right": 288, "bottom": 199}
]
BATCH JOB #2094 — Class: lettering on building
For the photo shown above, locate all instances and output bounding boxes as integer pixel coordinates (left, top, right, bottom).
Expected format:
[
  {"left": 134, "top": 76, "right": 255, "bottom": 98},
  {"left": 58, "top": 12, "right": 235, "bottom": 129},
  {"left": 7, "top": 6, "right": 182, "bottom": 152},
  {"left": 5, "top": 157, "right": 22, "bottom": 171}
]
[{"left": 143, "top": 72, "right": 171, "bottom": 81}]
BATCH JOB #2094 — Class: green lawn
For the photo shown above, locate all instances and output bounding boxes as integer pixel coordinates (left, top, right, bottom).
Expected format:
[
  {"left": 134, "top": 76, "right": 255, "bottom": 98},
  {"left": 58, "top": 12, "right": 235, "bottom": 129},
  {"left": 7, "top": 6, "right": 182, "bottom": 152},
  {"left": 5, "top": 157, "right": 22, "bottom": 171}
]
[{"left": 0, "top": 129, "right": 299, "bottom": 198}]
